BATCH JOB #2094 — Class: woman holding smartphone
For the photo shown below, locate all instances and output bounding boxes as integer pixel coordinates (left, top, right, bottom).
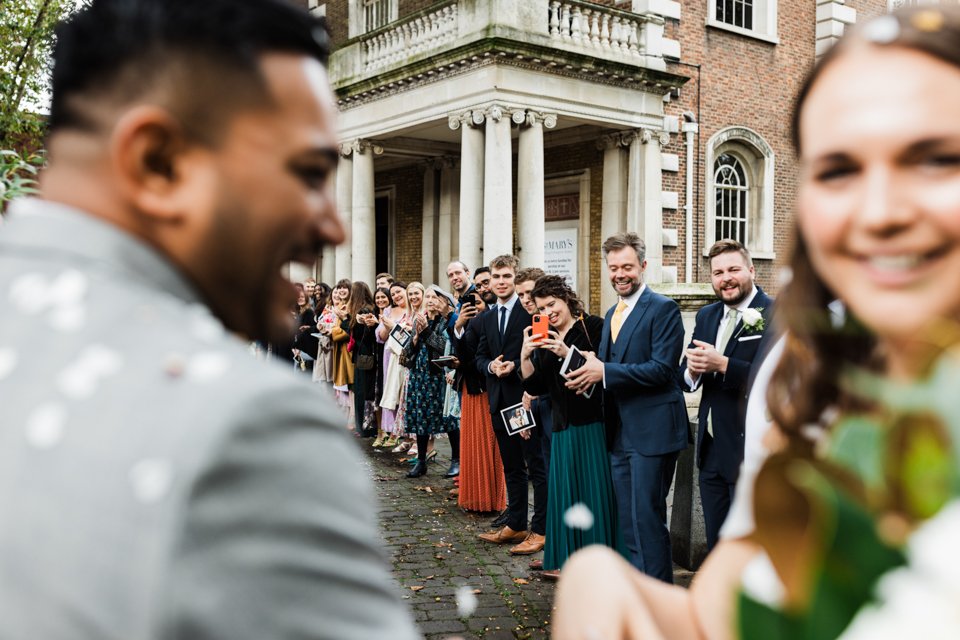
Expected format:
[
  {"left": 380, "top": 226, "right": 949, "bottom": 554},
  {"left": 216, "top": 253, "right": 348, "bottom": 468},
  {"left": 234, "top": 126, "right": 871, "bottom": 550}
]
[
  {"left": 377, "top": 281, "right": 409, "bottom": 449},
  {"left": 520, "top": 275, "right": 624, "bottom": 580}
]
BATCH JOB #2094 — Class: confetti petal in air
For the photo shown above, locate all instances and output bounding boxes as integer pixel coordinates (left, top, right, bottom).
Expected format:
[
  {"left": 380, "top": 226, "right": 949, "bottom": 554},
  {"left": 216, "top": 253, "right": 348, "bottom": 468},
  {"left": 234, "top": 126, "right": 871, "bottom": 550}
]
[
  {"left": 26, "top": 404, "right": 67, "bottom": 449},
  {"left": 455, "top": 585, "right": 479, "bottom": 618},
  {"left": 9, "top": 273, "right": 52, "bottom": 315},
  {"left": 58, "top": 345, "right": 124, "bottom": 399},
  {"left": 0, "top": 348, "right": 18, "bottom": 381},
  {"left": 185, "top": 352, "right": 230, "bottom": 382},
  {"left": 564, "top": 503, "right": 595, "bottom": 530},
  {"left": 50, "top": 269, "right": 88, "bottom": 304},
  {"left": 129, "top": 458, "right": 174, "bottom": 503}
]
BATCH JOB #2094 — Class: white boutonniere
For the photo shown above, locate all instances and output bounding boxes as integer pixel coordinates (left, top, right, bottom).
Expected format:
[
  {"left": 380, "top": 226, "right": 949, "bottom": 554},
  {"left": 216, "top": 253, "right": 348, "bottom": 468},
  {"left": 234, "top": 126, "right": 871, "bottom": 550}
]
[{"left": 741, "top": 307, "right": 765, "bottom": 333}]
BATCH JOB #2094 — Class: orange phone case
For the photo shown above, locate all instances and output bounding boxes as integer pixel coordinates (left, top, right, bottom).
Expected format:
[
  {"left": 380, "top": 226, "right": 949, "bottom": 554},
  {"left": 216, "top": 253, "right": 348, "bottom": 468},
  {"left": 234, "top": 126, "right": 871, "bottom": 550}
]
[{"left": 531, "top": 314, "right": 549, "bottom": 341}]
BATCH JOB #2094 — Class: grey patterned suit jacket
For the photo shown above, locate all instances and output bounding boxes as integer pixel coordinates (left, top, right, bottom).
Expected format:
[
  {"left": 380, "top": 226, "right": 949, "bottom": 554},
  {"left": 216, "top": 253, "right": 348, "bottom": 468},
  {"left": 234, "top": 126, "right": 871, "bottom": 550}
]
[{"left": 0, "top": 200, "right": 420, "bottom": 640}]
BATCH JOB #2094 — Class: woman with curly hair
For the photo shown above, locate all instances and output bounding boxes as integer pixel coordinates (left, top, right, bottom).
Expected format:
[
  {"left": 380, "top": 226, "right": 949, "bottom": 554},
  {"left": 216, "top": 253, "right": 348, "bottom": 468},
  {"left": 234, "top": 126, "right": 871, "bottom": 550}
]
[{"left": 520, "top": 275, "right": 624, "bottom": 580}]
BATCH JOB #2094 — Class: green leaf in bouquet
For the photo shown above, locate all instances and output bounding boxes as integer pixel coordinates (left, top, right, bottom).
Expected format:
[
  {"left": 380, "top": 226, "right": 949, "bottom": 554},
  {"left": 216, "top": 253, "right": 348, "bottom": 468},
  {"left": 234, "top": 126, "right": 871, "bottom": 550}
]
[
  {"left": 742, "top": 457, "right": 905, "bottom": 640},
  {"left": 799, "top": 471, "right": 905, "bottom": 639},
  {"left": 738, "top": 591, "right": 805, "bottom": 640},
  {"left": 885, "top": 413, "right": 954, "bottom": 521},
  {"left": 827, "top": 416, "right": 886, "bottom": 496}
]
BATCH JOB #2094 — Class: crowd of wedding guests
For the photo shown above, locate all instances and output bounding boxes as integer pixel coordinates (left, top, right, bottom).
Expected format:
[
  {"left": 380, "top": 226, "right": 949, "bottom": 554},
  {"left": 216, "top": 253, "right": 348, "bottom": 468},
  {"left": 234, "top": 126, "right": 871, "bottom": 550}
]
[{"left": 273, "top": 230, "right": 772, "bottom": 583}]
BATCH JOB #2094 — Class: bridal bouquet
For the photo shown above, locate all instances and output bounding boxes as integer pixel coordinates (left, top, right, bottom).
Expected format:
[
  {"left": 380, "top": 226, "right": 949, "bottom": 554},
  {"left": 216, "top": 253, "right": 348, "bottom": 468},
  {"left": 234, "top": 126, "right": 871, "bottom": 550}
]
[{"left": 739, "top": 347, "right": 960, "bottom": 639}]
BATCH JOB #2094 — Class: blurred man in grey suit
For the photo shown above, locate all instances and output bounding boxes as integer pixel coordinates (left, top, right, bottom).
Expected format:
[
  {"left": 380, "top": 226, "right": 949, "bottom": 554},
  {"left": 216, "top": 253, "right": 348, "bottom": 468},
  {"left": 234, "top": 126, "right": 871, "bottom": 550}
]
[{"left": 0, "top": 1, "right": 420, "bottom": 638}]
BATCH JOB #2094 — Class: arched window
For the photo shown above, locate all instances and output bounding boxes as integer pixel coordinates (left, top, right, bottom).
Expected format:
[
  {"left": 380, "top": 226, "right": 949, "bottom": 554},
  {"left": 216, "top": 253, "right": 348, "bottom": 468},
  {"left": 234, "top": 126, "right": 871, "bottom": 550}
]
[
  {"left": 714, "top": 154, "right": 749, "bottom": 245},
  {"left": 704, "top": 127, "right": 776, "bottom": 259}
]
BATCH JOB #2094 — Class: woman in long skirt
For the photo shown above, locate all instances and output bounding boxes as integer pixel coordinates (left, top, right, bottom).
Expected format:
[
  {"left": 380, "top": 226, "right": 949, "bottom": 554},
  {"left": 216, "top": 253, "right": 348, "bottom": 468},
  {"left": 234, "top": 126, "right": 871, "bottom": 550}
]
[
  {"left": 520, "top": 275, "right": 624, "bottom": 580},
  {"left": 454, "top": 296, "right": 506, "bottom": 513},
  {"left": 377, "top": 281, "right": 409, "bottom": 448},
  {"left": 403, "top": 287, "right": 459, "bottom": 477},
  {"left": 349, "top": 281, "right": 377, "bottom": 437}
]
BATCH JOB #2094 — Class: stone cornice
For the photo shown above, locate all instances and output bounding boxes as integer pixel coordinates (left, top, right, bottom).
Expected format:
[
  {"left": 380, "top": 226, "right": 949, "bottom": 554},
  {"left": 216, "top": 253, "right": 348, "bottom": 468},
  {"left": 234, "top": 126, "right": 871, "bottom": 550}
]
[{"left": 335, "top": 39, "right": 688, "bottom": 112}]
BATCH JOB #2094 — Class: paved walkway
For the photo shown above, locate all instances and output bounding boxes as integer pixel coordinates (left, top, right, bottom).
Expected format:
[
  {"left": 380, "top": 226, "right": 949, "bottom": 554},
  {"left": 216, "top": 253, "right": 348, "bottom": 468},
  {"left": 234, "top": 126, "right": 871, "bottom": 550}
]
[{"left": 361, "top": 437, "right": 693, "bottom": 640}]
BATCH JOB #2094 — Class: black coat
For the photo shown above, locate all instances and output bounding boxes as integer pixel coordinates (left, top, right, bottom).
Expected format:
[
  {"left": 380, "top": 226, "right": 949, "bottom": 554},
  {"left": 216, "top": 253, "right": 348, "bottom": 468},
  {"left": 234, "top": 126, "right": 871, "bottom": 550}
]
[{"left": 475, "top": 300, "right": 531, "bottom": 421}]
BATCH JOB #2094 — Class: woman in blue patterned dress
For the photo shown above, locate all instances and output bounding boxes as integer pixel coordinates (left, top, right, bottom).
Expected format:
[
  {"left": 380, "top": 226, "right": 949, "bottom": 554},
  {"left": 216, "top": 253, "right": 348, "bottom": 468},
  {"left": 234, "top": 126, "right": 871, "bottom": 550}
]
[{"left": 404, "top": 286, "right": 460, "bottom": 478}]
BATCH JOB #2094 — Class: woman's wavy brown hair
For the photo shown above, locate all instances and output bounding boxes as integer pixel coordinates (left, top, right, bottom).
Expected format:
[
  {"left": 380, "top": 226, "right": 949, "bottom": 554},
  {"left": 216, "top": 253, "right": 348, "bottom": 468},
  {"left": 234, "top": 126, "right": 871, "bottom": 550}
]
[
  {"left": 769, "top": 6, "right": 960, "bottom": 446},
  {"left": 530, "top": 274, "right": 585, "bottom": 320}
]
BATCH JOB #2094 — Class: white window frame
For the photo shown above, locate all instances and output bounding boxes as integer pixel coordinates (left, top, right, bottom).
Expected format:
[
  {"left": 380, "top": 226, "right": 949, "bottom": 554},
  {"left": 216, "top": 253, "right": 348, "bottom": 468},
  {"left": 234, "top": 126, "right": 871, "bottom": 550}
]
[
  {"left": 713, "top": 153, "right": 750, "bottom": 246},
  {"left": 306, "top": 0, "right": 326, "bottom": 18},
  {"left": 704, "top": 127, "right": 776, "bottom": 259},
  {"left": 706, "top": 0, "right": 779, "bottom": 44},
  {"left": 347, "top": 0, "right": 398, "bottom": 38}
]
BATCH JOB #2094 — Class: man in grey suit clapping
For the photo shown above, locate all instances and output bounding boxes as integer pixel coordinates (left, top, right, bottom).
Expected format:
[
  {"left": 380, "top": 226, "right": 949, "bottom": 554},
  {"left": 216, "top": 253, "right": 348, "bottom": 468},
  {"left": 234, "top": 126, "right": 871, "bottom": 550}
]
[{"left": 0, "top": 1, "right": 420, "bottom": 638}]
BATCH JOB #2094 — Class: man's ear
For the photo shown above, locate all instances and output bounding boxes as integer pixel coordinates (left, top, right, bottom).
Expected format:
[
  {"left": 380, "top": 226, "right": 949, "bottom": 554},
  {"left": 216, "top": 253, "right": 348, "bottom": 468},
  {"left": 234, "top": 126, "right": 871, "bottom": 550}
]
[{"left": 110, "top": 106, "right": 214, "bottom": 223}]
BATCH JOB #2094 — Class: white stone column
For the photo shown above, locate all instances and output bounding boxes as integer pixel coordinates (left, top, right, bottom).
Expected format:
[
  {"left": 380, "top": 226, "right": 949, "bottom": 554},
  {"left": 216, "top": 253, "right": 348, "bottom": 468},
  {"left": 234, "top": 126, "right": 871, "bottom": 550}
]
[
  {"left": 451, "top": 110, "right": 485, "bottom": 273},
  {"left": 334, "top": 149, "right": 353, "bottom": 280},
  {"left": 599, "top": 133, "right": 628, "bottom": 311},
  {"left": 438, "top": 157, "right": 459, "bottom": 274},
  {"left": 517, "top": 110, "right": 557, "bottom": 270},
  {"left": 626, "top": 128, "right": 666, "bottom": 284},
  {"left": 350, "top": 139, "right": 382, "bottom": 287},
  {"left": 320, "top": 244, "right": 335, "bottom": 285},
  {"left": 483, "top": 105, "right": 514, "bottom": 262},
  {"left": 421, "top": 160, "right": 438, "bottom": 285}
]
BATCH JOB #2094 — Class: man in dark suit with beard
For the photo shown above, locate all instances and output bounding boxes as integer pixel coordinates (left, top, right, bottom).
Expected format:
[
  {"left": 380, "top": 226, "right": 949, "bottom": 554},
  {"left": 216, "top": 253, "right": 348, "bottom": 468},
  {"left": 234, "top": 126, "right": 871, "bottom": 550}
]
[{"left": 680, "top": 239, "right": 773, "bottom": 551}]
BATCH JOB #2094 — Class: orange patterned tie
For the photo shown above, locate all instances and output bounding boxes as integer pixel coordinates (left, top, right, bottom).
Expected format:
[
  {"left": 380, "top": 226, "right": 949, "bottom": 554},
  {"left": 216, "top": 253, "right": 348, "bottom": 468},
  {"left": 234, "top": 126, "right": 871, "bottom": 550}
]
[{"left": 611, "top": 299, "right": 628, "bottom": 342}]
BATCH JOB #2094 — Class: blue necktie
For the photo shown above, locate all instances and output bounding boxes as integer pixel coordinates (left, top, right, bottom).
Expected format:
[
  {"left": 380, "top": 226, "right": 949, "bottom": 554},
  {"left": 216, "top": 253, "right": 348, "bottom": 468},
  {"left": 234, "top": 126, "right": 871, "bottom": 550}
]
[{"left": 499, "top": 306, "right": 507, "bottom": 337}]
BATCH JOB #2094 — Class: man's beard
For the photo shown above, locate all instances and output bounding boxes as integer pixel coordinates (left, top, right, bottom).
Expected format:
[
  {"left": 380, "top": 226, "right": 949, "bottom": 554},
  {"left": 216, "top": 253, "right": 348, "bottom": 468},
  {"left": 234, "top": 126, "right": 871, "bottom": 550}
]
[{"left": 480, "top": 290, "right": 497, "bottom": 305}]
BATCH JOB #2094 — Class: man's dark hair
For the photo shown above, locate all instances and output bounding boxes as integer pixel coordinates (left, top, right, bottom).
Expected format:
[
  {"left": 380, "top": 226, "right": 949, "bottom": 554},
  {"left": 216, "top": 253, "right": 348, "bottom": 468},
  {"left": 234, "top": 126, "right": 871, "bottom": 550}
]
[
  {"left": 707, "top": 239, "right": 752, "bottom": 267},
  {"left": 474, "top": 266, "right": 491, "bottom": 278},
  {"left": 50, "top": 0, "right": 330, "bottom": 143}
]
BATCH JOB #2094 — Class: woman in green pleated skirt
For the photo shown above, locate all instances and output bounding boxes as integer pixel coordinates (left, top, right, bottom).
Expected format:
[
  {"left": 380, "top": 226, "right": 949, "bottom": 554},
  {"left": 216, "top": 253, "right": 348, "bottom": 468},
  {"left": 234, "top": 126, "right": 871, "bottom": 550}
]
[{"left": 520, "top": 275, "right": 626, "bottom": 578}]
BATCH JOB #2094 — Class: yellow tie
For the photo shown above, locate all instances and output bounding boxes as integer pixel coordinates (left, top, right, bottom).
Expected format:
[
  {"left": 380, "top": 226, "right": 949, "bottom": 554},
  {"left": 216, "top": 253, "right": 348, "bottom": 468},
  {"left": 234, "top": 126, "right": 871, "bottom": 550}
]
[{"left": 611, "top": 299, "right": 628, "bottom": 342}]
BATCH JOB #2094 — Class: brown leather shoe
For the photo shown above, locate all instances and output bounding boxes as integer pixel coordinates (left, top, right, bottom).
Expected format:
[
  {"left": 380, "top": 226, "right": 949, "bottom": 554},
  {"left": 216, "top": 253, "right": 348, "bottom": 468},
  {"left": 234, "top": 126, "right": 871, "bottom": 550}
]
[
  {"left": 478, "top": 525, "right": 528, "bottom": 544},
  {"left": 528, "top": 559, "right": 543, "bottom": 570},
  {"left": 542, "top": 569, "right": 560, "bottom": 581},
  {"left": 510, "top": 532, "right": 546, "bottom": 555}
]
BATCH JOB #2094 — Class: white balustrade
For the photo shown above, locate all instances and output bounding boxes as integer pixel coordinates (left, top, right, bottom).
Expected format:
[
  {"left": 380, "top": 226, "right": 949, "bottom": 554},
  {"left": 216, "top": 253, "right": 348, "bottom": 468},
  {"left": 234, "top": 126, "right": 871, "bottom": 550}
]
[
  {"left": 363, "top": 3, "right": 459, "bottom": 71},
  {"left": 548, "top": 0, "right": 653, "bottom": 61}
]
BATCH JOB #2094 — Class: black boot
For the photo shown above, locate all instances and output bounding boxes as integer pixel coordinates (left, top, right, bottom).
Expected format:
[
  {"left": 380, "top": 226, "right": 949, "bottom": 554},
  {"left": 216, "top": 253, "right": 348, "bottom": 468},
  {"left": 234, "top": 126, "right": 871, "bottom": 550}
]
[
  {"left": 490, "top": 510, "right": 509, "bottom": 528},
  {"left": 444, "top": 460, "right": 460, "bottom": 478},
  {"left": 406, "top": 460, "right": 427, "bottom": 478}
]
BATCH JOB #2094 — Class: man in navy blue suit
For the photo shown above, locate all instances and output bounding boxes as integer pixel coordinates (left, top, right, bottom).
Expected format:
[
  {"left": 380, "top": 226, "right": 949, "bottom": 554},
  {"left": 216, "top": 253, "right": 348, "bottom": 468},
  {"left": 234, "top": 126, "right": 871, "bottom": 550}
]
[
  {"left": 680, "top": 239, "right": 773, "bottom": 551},
  {"left": 564, "top": 232, "right": 687, "bottom": 583},
  {"left": 475, "top": 255, "right": 548, "bottom": 555}
]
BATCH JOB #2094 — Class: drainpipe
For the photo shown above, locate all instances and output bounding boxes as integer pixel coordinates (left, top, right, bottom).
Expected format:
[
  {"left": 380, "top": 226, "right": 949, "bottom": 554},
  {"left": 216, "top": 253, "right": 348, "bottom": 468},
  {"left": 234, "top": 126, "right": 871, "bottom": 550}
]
[{"left": 682, "top": 111, "right": 698, "bottom": 284}]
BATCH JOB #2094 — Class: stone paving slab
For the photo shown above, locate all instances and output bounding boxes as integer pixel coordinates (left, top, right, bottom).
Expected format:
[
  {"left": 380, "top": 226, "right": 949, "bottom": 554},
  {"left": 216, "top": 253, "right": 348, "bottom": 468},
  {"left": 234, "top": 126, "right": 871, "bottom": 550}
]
[{"left": 361, "top": 437, "right": 694, "bottom": 639}]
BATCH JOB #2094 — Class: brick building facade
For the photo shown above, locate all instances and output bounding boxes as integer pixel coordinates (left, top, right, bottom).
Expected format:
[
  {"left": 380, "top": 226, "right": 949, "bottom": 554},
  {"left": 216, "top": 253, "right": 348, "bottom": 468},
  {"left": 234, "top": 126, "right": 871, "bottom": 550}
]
[{"left": 291, "top": 0, "right": 911, "bottom": 312}]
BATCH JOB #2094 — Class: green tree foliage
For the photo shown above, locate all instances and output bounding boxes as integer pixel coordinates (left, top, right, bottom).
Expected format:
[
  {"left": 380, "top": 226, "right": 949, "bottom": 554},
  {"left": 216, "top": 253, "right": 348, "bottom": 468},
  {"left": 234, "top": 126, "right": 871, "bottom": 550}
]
[{"left": 0, "top": 0, "right": 83, "bottom": 151}]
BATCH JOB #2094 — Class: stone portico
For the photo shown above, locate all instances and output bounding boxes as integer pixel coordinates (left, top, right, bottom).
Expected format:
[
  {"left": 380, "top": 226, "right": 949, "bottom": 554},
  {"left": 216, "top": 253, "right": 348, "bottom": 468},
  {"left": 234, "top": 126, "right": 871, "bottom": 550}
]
[{"left": 309, "top": 0, "right": 690, "bottom": 315}]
